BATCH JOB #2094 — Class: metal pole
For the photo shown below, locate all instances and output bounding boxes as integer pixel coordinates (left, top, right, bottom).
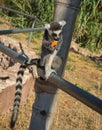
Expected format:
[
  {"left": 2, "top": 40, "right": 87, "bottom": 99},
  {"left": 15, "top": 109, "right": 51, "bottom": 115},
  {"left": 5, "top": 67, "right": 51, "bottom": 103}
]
[
  {"left": 53, "top": 0, "right": 82, "bottom": 75},
  {"left": 0, "top": 5, "right": 44, "bottom": 26},
  {"left": 0, "top": 27, "right": 45, "bottom": 35},
  {"left": 0, "top": 43, "right": 102, "bottom": 115},
  {"left": 49, "top": 73, "right": 102, "bottom": 115},
  {"left": 27, "top": 20, "right": 36, "bottom": 47},
  {"left": 29, "top": 0, "right": 82, "bottom": 130},
  {"left": 37, "top": 68, "right": 102, "bottom": 114},
  {"left": 0, "top": 43, "right": 27, "bottom": 64}
]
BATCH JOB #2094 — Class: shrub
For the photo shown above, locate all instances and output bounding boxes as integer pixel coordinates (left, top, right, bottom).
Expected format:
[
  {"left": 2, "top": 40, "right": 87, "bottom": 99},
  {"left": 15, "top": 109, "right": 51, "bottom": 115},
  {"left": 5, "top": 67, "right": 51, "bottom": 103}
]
[
  {"left": 74, "top": 0, "right": 102, "bottom": 51},
  {"left": 1, "top": 0, "right": 102, "bottom": 51},
  {"left": 3, "top": 0, "right": 54, "bottom": 28}
]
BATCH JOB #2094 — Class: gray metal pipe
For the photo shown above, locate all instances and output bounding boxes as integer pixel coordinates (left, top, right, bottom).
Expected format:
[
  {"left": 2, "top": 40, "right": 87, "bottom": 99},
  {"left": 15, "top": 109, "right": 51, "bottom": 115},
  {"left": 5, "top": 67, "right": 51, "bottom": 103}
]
[
  {"left": 53, "top": 0, "right": 81, "bottom": 75},
  {"left": 37, "top": 68, "right": 102, "bottom": 115},
  {"left": 27, "top": 20, "right": 36, "bottom": 47},
  {"left": 50, "top": 73, "right": 102, "bottom": 115},
  {"left": 0, "top": 43, "right": 27, "bottom": 64},
  {"left": 0, "top": 27, "right": 45, "bottom": 35},
  {"left": 0, "top": 5, "right": 44, "bottom": 25}
]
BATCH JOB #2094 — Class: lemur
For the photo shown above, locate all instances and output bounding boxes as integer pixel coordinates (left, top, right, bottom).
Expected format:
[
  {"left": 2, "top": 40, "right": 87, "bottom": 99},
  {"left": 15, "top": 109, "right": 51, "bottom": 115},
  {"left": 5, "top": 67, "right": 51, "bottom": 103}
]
[
  {"left": 40, "top": 20, "right": 66, "bottom": 79},
  {"left": 10, "top": 20, "right": 66, "bottom": 128}
]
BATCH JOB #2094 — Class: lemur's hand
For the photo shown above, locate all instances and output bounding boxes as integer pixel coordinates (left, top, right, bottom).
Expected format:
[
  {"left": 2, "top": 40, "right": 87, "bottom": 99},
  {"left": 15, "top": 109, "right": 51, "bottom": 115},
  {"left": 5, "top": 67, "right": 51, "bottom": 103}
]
[
  {"left": 51, "top": 41, "right": 58, "bottom": 47},
  {"left": 45, "top": 68, "right": 56, "bottom": 80}
]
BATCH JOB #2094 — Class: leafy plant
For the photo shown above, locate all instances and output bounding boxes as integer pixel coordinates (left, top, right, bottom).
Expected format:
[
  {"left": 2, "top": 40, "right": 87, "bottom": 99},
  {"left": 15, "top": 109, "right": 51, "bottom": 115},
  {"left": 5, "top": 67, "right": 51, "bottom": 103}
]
[
  {"left": 1, "top": 0, "right": 102, "bottom": 51},
  {"left": 74, "top": 0, "right": 102, "bottom": 51},
  {"left": 31, "top": 0, "right": 54, "bottom": 23},
  {"left": 3, "top": 0, "right": 54, "bottom": 28}
]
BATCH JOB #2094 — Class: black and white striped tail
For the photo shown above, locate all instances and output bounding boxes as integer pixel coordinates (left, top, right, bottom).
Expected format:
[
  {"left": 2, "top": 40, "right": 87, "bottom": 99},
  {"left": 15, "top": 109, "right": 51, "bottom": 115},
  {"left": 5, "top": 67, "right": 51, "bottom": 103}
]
[
  {"left": 10, "top": 58, "right": 39, "bottom": 128},
  {"left": 10, "top": 64, "right": 26, "bottom": 128}
]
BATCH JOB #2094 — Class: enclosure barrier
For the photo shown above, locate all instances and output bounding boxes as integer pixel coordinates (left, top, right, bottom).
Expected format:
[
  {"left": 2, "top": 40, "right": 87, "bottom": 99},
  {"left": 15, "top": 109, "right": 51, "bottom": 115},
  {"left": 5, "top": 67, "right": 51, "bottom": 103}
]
[
  {"left": 0, "top": 43, "right": 102, "bottom": 115},
  {"left": 0, "top": 27, "right": 45, "bottom": 35},
  {"left": 0, "top": 5, "right": 45, "bottom": 47}
]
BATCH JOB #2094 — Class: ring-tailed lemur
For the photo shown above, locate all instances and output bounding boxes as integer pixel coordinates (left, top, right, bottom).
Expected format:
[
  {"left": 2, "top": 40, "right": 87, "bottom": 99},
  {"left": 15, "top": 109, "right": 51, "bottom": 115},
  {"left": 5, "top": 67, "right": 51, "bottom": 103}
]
[
  {"left": 10, "top": 59, "right": 39, "bottom": 128},
  {"left": 40, "top": 20, "right": 66, "bottom": 79},
  {"left": 10, "top": 20, "right": 66, "bottom": 128}
]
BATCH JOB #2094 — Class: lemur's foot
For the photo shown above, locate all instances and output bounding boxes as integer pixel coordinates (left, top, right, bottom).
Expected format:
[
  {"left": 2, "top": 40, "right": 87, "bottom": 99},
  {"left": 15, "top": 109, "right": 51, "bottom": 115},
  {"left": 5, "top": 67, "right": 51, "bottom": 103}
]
[
  {"left": 45, "top": 69, "right": 56, "bottom": 80},
  {"left": 30, "top": 65, "right": 39, "bottom": 79}
]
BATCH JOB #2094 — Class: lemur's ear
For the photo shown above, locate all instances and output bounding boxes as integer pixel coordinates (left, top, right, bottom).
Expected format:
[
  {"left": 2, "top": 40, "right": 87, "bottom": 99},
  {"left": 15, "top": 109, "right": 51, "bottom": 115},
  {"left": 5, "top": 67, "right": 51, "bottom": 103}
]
[
  {"left": 45, "top": 24, "right": 50, "bottom": 29},
  {"left": 59, "top": 20, "right": 66, "bottom": 27}
]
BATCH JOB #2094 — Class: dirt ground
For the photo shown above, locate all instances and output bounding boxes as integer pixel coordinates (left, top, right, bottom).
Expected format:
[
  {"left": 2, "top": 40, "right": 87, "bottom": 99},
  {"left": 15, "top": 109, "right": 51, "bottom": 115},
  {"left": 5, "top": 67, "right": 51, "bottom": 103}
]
[{"left": 0, "top": 17, "right": 102, "bottom": 130}]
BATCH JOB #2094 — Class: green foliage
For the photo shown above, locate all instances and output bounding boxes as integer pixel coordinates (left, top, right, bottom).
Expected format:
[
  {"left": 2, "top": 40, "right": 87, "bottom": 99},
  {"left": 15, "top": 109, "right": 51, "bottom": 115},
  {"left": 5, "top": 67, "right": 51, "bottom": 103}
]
[
  {"left": 74, "top": 0, "right": 102, "bottom": 51},
  {"left": 31, "top": 0, "right": 54, "bottom": 23},
  {"left": 1, "top": 0, "right": 101, "bottom": 51},
  {"left": 3, "top": 0, "right": 54, "bottom": 28},
  {"left": 3, "top": 0, "right": 33, "bottom": 28}
]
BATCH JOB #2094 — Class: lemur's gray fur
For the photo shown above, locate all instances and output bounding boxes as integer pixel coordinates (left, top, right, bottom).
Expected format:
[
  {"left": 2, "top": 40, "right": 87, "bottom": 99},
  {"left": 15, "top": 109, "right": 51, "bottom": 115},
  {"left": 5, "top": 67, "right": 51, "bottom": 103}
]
[{"left": 40, "top": 20, "right": 66, "bottom": 79}]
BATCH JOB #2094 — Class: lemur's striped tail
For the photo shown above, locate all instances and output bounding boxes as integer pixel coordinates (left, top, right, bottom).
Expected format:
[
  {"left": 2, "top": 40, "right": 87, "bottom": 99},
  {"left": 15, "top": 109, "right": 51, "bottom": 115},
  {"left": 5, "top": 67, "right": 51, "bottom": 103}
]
[{"left": 10, "top": 65, "right": 26, "bottom": 128}]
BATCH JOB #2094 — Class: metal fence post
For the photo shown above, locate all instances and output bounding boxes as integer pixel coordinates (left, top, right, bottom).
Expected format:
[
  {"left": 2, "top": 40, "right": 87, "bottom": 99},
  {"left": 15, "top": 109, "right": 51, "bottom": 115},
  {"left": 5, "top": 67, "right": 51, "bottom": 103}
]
[
  {"left": 27, "top": 19, "right": 36, "bottom": 47},
  {"left": 29, "top": 0, "right": 81, "bottom": 130}
]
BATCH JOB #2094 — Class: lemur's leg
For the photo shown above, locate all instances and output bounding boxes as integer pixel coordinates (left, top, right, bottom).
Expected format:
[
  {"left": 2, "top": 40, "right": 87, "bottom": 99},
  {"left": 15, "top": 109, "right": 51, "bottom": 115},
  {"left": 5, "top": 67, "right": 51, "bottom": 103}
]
[
  {"left": 45, "top": 50, "right": 57, "bottom": 79},
  {"left": 29, "top": 65, "right": 39, "bottom": 79},
  {"left": 26, "top": 58, "right": 39, "bottom": 79}
]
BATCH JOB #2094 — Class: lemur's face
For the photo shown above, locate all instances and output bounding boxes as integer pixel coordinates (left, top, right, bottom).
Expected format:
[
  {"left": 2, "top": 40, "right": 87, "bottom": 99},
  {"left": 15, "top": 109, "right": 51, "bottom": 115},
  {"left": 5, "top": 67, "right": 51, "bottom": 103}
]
[
  {"left": 47, "top": 29, "right": 62, "bottom": 41},
  {"left": 45, "top": 20, "right": 66, "bottom": 41},
  {"left": 51, "top": 30, "right": 62, "bottom": 41}
]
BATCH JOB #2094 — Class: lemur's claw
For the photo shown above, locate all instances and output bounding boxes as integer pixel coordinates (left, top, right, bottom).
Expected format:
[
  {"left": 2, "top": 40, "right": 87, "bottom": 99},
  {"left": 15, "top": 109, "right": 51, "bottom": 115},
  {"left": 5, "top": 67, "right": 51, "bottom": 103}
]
[{"left": 45, "top": 69, "right": 56, "bottom": 80}]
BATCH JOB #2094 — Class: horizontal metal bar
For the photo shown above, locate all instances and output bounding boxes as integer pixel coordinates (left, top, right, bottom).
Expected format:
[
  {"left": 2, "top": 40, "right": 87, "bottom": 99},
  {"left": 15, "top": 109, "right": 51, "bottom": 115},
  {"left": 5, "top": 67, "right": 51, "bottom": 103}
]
[
  {"left": 0, "top": 5, "right": 44, "bottom": 26},
  {"left": 0, "top": 27, "right": 45, "bottom": 35},
  {"left": 0, "top": 43, "right": 102, "bottom": 114},
  {"left": 0, "top": 43, "right": 27, "bottom": 64},
  {"left": 49, "top": 73, "right": 102, "bottom": 115}
]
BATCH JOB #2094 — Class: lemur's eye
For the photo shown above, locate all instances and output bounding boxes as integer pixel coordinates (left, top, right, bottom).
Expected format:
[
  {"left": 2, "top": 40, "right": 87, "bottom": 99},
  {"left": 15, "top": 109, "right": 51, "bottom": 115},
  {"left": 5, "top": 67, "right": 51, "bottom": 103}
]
[{"left": 52, "top": 33, "right": 57, "bottom": 37}]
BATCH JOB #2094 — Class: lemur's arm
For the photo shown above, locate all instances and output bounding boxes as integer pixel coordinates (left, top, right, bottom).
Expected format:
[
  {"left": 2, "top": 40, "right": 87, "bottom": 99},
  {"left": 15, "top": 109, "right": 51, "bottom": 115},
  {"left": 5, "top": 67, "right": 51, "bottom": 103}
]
[
  {"left": 44, "top": 49, "right": 57, "bottom": 79},
  {"left": 54, "top": 39, "right": 62, "bottom": 50},
  {"left": 42, "top": 39, "right": 56, "bottom": 51}
]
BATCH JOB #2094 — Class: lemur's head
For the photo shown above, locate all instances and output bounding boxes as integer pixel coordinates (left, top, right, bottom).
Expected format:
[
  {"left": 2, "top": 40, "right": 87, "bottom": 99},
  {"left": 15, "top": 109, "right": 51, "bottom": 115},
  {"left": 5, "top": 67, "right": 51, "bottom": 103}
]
[{"left": 45, "top": 20, "right": 66, "bottom": 41}]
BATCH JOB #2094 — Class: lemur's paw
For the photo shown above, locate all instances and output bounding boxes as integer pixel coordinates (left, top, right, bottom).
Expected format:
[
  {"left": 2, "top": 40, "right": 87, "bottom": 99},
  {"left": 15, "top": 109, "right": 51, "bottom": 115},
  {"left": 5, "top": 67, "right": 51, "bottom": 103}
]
[
  {"left": 30, "top": 65, "right": 39, "bottom": 79},
  {"left": 45, "top": 69, "right": 56, "bottom": 80}
]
